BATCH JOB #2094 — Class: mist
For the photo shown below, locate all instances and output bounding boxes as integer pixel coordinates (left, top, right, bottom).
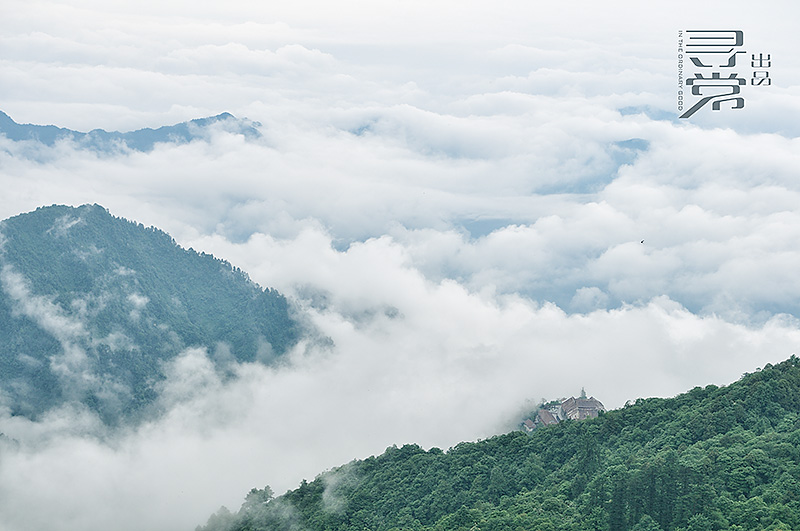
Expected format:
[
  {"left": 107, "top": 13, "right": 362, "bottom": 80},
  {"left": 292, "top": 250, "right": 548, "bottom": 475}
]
[
  {"left": 1, "top": 294, "right": 798, "bottom": 531},
  {"left": 2, "top": 0, "right": 800, "bottom": 529}
]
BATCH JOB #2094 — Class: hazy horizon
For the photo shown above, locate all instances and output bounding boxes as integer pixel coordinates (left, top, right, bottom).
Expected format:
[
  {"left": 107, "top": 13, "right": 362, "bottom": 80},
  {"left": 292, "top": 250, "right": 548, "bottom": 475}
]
[{"left": 1, "top": 1, "right": 800, "bottom": 530}]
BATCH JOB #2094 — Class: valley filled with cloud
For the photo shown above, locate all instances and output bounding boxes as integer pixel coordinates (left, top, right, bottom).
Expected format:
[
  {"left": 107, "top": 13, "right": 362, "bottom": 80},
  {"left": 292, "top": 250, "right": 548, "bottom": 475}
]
[{"left": 1, "top": 1, "right": 799, "bottom": 530}]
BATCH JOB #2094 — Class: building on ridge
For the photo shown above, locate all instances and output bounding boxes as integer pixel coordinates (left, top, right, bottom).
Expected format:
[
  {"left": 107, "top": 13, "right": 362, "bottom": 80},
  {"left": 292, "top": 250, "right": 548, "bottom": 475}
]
[
  {"left": 560, "top": 395, "right": 605, "bottom": 420},
  {"left": 523, "top": 390, "right": 606, "bottom": 431},
  {"left": 536, "top": 408, "right": 560, "bottom": 426}
]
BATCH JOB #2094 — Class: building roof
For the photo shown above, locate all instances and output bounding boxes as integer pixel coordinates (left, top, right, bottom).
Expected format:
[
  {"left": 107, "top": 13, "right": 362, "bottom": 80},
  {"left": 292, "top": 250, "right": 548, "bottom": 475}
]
[
  {"left": 537, "top": 409, "right": 560, "bottom": 426},
  {"left": 561, "top": 396, "right": 605, "bottom": 419}
]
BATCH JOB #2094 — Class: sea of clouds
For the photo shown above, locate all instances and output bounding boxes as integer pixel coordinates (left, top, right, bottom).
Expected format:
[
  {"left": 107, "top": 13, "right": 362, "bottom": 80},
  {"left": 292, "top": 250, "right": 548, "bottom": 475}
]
[{"left": 1, "top": 1, "right": 800, "bottom": 530}]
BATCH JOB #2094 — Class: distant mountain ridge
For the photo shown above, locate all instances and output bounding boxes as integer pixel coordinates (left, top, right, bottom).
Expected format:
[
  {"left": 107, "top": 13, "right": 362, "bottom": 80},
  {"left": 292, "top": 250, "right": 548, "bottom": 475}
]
[
  {"left": 0, "top": 204, "right": 300, "bottom": 423},
  {"left": 0, "top": 111, "right": 261, "bottom": 152}
]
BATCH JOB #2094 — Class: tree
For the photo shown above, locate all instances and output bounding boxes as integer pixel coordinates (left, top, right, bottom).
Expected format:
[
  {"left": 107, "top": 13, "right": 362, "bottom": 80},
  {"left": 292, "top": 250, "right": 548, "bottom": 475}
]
[
  {"left": 631, "top": 514, "right": 663, "bottom": 531},
  {"left": 241, "top": 485, "right": 275, "bottom": 513}
]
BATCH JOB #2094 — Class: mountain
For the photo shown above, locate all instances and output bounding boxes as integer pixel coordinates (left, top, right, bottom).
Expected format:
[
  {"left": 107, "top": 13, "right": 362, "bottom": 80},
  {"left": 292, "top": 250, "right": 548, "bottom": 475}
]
[
  {"left": 0, "top": 204, "right": 300, "bottom": 423},
  {"left": 198, "top": 357, "right": 800, "bottom": 531},
  {"left": 0, "top": 111, "right": 261, "bottom": 153}
]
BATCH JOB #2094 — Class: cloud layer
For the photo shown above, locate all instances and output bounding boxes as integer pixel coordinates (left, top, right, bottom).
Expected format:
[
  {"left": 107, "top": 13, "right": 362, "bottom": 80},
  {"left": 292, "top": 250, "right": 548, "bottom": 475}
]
[
  {"left": 1, "top": 1, "right": 800, "bottom": 530},
  {"left": 1, "top": 295, "right": 798, "bottom": 531}
]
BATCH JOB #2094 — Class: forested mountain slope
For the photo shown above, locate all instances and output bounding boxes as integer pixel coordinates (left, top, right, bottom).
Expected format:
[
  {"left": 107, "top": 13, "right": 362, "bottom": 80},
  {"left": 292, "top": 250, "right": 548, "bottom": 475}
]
[
  {"left": 200, "top": 356, "right": 800, "bottom": 531},
  {"left": 0, "top": 204, "right": 300, "bottom": 422}
]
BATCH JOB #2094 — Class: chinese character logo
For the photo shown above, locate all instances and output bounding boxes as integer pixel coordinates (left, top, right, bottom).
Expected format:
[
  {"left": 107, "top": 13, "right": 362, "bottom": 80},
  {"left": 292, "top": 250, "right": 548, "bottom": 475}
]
[{"left": 678, "top": 30, "right": 771, "bottom": 119}]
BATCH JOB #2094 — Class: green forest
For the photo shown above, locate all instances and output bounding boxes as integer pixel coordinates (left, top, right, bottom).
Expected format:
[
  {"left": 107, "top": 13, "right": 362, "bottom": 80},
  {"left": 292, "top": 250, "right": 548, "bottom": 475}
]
[
  {"left": 0, "top": 204, "right": 301, "bottom": 422},
  {"left": 199, "top": 356, "right": 800, "bottom": 531}
]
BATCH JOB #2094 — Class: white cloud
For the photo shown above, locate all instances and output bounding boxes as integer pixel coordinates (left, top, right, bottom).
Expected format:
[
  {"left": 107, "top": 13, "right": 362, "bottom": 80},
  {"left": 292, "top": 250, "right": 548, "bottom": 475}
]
[
  {"left": 0, "top": 281, "right": 797, "bottom": 531},
  {"left": 0, "top": 0, "right": 799, "bottom": 530},
  {"left": 0, "top": 265, "right": 93, "bottom": 396}
]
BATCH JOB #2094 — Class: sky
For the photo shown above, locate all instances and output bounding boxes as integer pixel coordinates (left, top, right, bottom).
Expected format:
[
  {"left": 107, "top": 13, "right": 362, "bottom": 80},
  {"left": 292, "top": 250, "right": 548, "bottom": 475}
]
[{"left": 1, "top": 1, "right": 800, "bottom": 530}]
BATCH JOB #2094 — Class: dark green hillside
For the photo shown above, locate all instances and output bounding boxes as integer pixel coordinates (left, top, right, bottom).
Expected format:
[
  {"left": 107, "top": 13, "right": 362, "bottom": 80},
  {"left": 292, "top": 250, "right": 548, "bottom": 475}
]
[
  {"left": 200, "top": 357, "right": 800, "bottom": 531},
  {"left": 0, "top": 204, "right": 300, "bottom": 422}
]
